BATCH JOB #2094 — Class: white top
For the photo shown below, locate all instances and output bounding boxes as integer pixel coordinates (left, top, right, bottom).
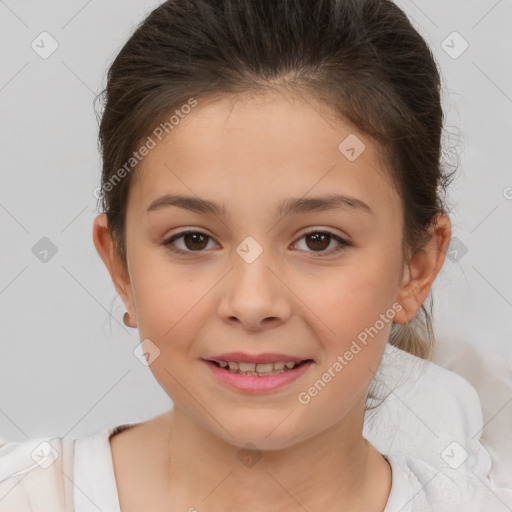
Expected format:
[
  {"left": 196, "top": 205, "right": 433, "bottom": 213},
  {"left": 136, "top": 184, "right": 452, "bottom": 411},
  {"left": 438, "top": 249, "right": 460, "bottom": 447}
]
[{"left": 1, "top": 343, "right": 511, "bottom": 511}]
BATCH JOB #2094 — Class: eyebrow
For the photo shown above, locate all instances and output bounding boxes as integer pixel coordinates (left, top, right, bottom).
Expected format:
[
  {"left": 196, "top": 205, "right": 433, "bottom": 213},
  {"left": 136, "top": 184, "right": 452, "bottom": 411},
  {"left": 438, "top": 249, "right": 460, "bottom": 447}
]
[{"left": 146, "top": 193, "right": 373, "bottom": 217}]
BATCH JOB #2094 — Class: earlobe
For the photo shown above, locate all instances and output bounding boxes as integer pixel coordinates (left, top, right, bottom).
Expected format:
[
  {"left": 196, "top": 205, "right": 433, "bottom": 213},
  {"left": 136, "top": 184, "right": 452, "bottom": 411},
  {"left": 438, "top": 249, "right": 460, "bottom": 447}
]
[{"left": 393, "top": 214, "right": 452, "bottom": 324}]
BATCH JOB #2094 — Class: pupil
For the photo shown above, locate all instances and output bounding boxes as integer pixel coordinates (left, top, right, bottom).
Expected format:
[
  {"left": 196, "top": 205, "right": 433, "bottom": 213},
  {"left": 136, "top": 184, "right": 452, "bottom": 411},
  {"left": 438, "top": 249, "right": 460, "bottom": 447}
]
[
  {"left": 185, "top": 233, "right": 207, "bottom": 250},
  {"left": 307, "top": 233, "right": 329, "bottom": 251}
]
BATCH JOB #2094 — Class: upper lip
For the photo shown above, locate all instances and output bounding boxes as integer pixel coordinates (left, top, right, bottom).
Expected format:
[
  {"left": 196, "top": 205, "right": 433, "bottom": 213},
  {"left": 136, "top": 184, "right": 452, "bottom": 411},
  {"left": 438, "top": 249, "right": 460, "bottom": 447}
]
[{"left": 204, "top": 352, "right": 312, "bottom": 364}]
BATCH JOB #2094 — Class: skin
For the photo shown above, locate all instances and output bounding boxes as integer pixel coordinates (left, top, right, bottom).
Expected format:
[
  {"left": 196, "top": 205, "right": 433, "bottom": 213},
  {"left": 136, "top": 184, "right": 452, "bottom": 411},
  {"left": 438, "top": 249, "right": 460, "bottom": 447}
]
[{"left": 93, "top": 89, "right": 451, "bottom": 511}]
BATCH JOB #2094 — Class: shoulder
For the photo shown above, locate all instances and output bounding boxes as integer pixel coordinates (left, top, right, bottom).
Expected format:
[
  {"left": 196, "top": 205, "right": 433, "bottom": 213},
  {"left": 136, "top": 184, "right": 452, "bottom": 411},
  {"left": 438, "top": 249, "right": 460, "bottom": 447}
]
[
  {"left": 386, "top": 452, "right": 512, "bottom": 512},
  {"left": 365, "top": 343, "right": 486, "bottom": 459},
  {"left": 377, "top": 342, "right": 482, "bottom": 406},
  {"left": 364, "top": 343, "right": 512, "bottom": 508},
  {"left": 0, "top": 419, "right": 142, "bottom": 512},
  {"left": 0, "top": 435, "right": 75, "bottom": 511}
]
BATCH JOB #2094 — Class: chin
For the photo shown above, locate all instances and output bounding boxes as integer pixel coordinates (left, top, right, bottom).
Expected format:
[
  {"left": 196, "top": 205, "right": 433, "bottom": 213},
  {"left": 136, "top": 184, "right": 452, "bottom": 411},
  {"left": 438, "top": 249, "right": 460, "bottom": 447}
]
[{"left": 210, "top": 412, "right": 310, "bottom": 452}]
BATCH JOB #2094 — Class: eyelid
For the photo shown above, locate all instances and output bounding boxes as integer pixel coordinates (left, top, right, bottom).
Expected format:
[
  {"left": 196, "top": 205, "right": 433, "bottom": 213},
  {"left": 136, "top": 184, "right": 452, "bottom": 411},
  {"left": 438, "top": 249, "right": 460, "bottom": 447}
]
[
  {"left": 295, "top": 226, "right": 350, "bottom": 242},
  {"left": 165, "top": 227, "right": 215, "bottom": 239}
]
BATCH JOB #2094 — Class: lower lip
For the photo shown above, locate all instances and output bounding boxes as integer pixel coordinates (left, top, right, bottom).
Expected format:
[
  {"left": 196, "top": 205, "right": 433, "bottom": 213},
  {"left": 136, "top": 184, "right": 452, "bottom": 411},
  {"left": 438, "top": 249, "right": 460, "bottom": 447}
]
[{"left": 202, "top": 360, "right": 314, "bottom": 393}]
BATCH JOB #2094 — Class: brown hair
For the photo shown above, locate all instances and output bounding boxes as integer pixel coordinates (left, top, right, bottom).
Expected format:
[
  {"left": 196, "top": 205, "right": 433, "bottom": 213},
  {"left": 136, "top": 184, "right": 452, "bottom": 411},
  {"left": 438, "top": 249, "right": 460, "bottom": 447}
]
[{"left": 95, "top": 0, "right": 458, "bottom": 361}]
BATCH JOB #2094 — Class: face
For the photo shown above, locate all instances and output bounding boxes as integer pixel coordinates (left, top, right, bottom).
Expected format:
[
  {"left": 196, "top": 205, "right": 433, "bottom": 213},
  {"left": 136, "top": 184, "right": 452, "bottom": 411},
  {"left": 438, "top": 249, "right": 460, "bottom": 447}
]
[{"left": 95, "top": 90, "right": 423, "bottom": 451}]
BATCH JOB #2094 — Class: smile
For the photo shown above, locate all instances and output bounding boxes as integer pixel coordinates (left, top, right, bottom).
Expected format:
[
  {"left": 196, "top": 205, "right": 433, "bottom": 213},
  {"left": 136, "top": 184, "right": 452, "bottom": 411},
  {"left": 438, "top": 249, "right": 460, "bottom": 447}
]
[{"left": 203, "top": 359, "right": 315, "bottom": 393}]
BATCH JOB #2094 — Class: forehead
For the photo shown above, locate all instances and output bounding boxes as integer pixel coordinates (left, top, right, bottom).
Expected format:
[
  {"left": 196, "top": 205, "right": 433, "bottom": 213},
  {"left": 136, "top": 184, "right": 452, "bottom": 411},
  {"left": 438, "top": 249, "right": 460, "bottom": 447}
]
[{"left": 128, "top": 90, "right": 401, "bottom": 221}]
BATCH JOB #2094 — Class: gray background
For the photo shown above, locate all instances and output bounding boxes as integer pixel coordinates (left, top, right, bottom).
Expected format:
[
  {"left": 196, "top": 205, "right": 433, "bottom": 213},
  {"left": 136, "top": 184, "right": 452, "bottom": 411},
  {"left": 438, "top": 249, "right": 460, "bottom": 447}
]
[{"left": 0, "top": 0, "right": 511, "bottom": 442}]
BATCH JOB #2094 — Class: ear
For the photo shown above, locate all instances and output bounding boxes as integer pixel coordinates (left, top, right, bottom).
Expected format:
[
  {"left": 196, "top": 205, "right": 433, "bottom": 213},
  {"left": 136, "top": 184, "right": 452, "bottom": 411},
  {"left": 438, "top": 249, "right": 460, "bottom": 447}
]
[
  {"left": 92, "top": 213, "right": 136, "bottom": 327},
  {"left": 393, "top": 213, "right": 452, "bottom": 324}
]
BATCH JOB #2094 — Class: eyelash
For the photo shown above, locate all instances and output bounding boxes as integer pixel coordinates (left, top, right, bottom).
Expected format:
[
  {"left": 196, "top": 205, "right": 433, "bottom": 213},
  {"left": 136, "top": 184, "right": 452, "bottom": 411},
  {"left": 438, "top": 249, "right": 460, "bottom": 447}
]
[{"left": 163, "top": 229, "right": 351, "bottom": 257}]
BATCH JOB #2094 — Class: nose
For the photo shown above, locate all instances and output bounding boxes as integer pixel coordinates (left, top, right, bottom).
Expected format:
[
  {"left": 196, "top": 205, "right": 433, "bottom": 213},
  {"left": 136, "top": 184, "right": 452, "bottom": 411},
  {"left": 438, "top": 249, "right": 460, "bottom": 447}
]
[{"left": 217, "top": 249, "right": 292, "bottom": 332}]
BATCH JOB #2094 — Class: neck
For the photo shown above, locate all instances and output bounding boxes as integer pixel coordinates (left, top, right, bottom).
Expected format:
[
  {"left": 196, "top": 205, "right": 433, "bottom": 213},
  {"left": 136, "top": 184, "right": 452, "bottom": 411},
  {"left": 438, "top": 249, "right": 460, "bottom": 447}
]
[{"left": 161, "top": 405, "right": 391, "bottom": 511}]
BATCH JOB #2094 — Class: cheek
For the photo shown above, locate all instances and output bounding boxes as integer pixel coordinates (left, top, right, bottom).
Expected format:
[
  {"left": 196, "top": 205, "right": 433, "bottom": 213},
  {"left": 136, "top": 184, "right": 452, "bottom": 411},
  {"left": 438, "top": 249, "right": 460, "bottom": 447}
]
[
  {"left": 129, "top": 253, "right": 208, "bottom": 348},
  {"left": 295, "top": 267, "right": 396, "bottom": 414},
  {"left": 129, "top": 262, "right": 210, "bottom": 399},
  {"left": 302, "top": 261, "right": 398, "bottom": 342}
]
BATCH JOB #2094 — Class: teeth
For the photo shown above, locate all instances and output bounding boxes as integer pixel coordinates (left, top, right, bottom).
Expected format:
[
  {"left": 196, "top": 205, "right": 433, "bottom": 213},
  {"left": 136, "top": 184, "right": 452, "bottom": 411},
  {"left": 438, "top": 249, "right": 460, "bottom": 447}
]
[
  {"left": 216, "top": 360, "right": 302, "bottom": 375},
  {"left": 255, "top": 363, "right": 273, "bottom": 372},
  {"left": 238, "top": 362, "right": 256, "bottom": 372}
]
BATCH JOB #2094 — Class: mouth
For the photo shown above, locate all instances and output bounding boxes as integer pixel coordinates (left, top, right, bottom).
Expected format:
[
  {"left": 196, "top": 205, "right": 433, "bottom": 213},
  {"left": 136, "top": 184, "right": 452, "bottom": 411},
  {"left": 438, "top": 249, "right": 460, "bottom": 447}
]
[{"left": 204, "top": 358, "right": 314, "bottom": 377}]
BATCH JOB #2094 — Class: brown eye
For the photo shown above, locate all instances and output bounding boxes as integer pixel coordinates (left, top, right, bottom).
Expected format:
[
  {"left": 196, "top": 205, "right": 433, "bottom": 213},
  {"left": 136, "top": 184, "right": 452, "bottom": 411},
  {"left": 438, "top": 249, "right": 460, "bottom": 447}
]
[
  {"left": 294, "top": 230, "right": 350, "bottom": 256},
  {"left": 305, "top": 232, "right": 330, "bottom": 251},
  {"left": 182, "top": 232, "right": 209, "bottom": 250},
  {"left": 163, "top": 230, "right": 217, "bottom": 253}
]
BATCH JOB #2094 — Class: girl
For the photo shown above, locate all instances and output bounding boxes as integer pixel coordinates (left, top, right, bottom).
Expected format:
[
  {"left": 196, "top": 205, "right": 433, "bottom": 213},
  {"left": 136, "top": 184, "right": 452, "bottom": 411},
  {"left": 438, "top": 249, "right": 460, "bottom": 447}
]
[{"left": 1, "top": 0, "right": 510, "bottom": 510}]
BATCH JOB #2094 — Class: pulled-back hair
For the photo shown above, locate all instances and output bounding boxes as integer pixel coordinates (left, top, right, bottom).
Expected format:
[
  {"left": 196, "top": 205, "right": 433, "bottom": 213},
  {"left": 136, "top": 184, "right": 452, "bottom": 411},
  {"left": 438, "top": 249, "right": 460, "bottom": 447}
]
[{"left": 96, "top": 0, "right": 458, "bottom": 360}]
